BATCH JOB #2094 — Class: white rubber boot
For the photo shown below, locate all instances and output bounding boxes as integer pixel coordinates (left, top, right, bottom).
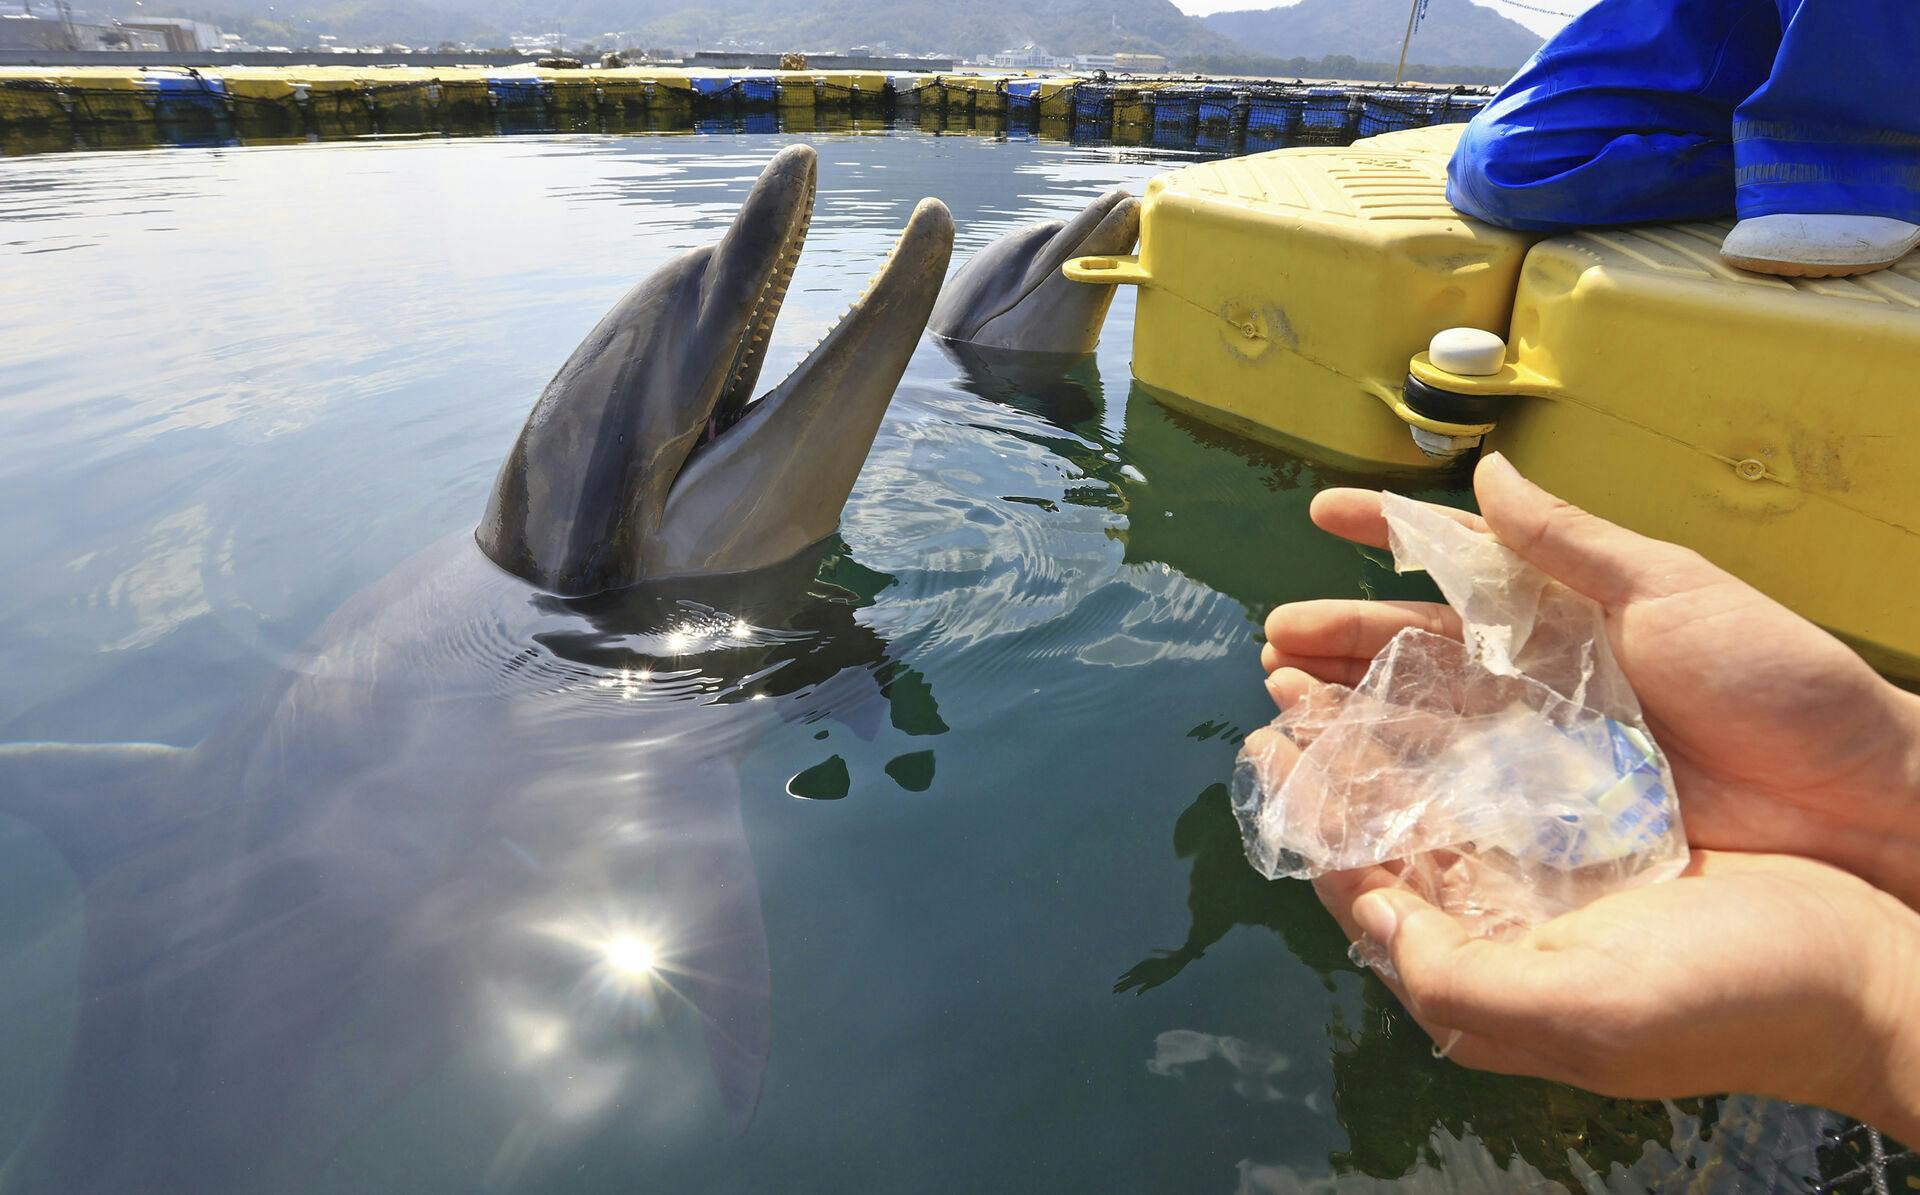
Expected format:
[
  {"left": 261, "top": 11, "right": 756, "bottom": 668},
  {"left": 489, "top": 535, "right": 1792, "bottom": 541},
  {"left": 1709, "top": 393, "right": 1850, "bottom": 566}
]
[{"left": 1721, "top": 214, "right": 1920, "bottom": 278}]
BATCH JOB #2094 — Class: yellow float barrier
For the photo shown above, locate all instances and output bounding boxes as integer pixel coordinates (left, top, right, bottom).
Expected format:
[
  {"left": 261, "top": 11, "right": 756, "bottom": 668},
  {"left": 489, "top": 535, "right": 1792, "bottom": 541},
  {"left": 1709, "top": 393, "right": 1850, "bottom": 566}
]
[
  {"left": 935, "top": 74, "right": 1007, "bottom": 117},
  {"left": 0, "top": 70, "right": 76, "bottom": 124},
  {"left": 770, "top": 71, "right": 817, "bottom": 110},
  {"left": 1070, "top": 123, "right": 1920, "bottom": 678},
  {"left": 0, "top": 67, "right": 164, "bottom": 124},
  {"left": 826, "top": 71, "right": 888, "bottom": 110}
]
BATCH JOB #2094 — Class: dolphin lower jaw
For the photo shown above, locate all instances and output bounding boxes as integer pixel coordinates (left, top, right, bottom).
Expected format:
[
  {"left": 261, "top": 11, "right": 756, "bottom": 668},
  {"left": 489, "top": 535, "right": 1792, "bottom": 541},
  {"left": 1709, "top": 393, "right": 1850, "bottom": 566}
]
[{"left": 647, "top": 198, "right": 956, "bottom": 579}]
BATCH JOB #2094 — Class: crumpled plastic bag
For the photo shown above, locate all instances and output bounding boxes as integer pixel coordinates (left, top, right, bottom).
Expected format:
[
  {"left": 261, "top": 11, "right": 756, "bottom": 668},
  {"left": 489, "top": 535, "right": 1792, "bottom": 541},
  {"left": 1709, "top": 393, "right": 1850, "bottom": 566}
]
[{"left": 1233, "top": 493, "right": 1688, "bottom": 941}]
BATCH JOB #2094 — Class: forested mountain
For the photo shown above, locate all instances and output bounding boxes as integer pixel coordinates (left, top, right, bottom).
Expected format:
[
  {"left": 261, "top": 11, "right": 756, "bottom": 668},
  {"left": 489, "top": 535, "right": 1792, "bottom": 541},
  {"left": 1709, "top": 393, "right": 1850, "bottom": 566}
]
[
  {"left": 136, "top": 0, "right": 1238, "bottom": 57},
  {"left": 1204, "top": 0, "right": 1543, "bottom": 69},
  {"left": 128, "top": 0, "right": 1541, "bottom": 72}
]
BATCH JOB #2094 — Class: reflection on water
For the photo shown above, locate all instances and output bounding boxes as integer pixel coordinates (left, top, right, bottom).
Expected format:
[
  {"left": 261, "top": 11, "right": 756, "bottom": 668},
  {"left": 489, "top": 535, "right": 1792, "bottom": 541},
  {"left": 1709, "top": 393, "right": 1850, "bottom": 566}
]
[
  {"left": 0, "top": 130, "right": 1885, "bottom": 1191},
  {"left": 0, "top": 105, "right": 1264, "bottom": 162},
  {"left": 1113, "top": 783, "right": 1352, "bottom": 997}
]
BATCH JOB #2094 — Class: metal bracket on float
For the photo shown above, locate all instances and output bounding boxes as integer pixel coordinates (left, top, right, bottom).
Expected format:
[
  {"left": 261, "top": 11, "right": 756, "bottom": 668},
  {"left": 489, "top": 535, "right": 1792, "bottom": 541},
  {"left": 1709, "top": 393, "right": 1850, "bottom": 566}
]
[
  {"left": 1393, "top": 328, "right": 1544, "bottom": 461},
  {"left": 1062, "top": 254, "right": 1151, "bottom": 287}
]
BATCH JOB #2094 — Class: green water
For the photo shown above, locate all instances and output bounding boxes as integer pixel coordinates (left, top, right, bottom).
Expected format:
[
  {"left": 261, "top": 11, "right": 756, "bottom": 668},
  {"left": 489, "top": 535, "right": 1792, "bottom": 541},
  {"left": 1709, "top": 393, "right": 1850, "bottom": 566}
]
[{"left": 0, "top": 130, "right": 1857, "bottom": 1192}]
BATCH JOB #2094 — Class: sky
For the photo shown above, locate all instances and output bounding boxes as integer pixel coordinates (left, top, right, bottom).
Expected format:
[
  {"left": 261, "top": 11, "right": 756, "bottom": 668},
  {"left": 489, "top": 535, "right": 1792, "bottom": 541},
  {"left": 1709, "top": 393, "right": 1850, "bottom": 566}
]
[{"left": 1166, "top": 0, "right": 1601, "bottom": 38}]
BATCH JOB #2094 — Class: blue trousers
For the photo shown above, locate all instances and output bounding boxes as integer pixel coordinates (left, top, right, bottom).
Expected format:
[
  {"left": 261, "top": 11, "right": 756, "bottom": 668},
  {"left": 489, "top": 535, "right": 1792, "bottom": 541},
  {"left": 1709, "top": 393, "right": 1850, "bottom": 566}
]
[{"left": 1447, "top": 0, "right": 1920, "bottom": 232}]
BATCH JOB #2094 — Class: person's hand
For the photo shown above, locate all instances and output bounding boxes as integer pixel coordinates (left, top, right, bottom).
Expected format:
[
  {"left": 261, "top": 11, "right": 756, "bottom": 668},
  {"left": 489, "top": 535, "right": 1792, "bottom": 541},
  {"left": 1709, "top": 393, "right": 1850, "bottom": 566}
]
[
  {"left": 1260, "top": 452, "right": 1920, "bottom": 909},
  {"left": 1310, "top": 850, "right": 1920, "bottom": 1146}
]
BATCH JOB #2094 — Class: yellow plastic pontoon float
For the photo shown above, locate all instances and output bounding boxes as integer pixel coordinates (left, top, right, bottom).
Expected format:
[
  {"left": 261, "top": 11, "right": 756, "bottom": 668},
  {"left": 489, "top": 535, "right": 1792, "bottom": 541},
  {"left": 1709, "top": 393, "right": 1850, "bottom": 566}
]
[{"left": 1068, "top": 123, "right": 1920, "bottom": 681}]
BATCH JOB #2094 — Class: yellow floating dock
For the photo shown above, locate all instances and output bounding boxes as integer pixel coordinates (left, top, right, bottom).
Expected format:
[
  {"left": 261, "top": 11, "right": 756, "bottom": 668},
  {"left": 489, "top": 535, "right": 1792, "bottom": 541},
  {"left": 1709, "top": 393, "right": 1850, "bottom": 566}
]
[
  {"left": 0, "top": 64, "right": 1486, "bottom": 155},
  {"left": 1074, "top": 124, "right": 1920, "bottom": 679}
]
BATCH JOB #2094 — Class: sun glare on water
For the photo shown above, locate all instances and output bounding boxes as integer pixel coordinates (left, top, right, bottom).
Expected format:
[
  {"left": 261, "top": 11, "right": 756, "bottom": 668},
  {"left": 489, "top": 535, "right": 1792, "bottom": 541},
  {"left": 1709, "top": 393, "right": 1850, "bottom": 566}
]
[{"left": 602, "top": 934, "right": 658, "bottom": 981}]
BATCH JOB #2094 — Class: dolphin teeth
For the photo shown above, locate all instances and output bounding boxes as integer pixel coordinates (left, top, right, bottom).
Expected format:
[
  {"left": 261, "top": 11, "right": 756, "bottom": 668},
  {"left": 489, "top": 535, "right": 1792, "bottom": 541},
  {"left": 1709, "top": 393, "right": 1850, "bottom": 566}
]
[
  {"left": 715, "top": 172, "right": 815, "bottom": 423},
  {"left": 737, "top": 200, "right": 941, "bottom": 409}
]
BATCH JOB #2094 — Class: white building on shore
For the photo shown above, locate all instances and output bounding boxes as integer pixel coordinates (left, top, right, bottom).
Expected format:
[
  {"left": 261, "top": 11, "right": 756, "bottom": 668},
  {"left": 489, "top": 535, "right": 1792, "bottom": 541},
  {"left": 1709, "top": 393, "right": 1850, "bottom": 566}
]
[
  {"left": 990, "top": 44, "right": 1064, "bottom": 70},
  {"left": 985, "top": 46, "right": 1172, "bottom": 74}
]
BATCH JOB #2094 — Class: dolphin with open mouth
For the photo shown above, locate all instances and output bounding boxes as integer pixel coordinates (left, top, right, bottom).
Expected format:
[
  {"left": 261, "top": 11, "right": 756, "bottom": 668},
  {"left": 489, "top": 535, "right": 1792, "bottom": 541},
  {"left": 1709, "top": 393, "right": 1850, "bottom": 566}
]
[
  {"left": 483, "top": 144, "right": 952, "bottom": 590},
  {"left": 0, "top": 145, "right": 953, "bottom": 1193}
]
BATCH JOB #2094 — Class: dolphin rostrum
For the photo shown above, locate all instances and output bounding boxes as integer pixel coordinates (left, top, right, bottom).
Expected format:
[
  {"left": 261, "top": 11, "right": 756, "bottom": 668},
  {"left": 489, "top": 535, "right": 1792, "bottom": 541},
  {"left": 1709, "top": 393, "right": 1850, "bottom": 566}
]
[
  {"left": 928, "top": 189, "right": 1140, "bottom": 357},
  {"left": 0, "top": 145, "right": 953, "bottom": 1193}
]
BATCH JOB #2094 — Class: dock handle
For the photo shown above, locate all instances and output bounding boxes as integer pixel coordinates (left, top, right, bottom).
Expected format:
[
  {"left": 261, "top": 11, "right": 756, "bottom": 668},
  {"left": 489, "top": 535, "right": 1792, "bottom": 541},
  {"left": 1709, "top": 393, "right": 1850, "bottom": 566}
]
[{"left": 1063, "top": 254, "right": 1150, "bottom": 287}]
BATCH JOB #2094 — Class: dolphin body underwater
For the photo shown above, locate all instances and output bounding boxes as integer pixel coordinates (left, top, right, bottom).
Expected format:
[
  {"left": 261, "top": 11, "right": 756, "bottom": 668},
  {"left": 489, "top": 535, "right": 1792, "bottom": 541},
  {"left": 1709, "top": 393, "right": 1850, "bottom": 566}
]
[{"left": 0, "top": 145, "right": 955, "bottom": 1192}]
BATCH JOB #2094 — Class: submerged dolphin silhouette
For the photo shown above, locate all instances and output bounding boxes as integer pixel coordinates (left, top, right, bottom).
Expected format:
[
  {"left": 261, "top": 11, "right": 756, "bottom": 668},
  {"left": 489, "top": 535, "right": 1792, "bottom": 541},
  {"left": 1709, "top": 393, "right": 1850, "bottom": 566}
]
[{"left": 0, "top": 145, "right": 954, "bottom": 1193}]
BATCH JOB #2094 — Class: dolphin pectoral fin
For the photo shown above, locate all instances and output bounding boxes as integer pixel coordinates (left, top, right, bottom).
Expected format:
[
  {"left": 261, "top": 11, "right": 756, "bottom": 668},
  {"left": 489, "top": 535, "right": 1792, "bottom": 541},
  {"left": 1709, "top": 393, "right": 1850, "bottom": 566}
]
[
  {"left": 0, "top": 742, "right": 188, "bottom": 879},
  {"left": 661, "top": 800, "right": 773, "bottom": 1130},
  {"left": 691, "top": 933, "right": 772, "bottom": 1132}
]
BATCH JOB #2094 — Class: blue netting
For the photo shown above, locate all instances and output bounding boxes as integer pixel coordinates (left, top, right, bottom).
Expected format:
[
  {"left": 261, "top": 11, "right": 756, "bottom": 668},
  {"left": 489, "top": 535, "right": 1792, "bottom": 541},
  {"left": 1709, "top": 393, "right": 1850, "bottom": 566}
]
[
  {"left": 1197, "top": 85, "right": 1237, "bottom": 128},
  {"left": 1356, "top": 91, "right": 1437, "bottom": 136},
  {"left": 144, "top": 73, "right": 228, "bottom": 120},
  {"left": 1152, "top": 91, "right": 1198, "bottom": 129},
  {"left": 1246, "top": 92, "right": 1299, "bottom": 133},
  {"left": 486, "top": 78, "right": 548, "bottom": 108},
  {"left": 1069, "top": 117, "right": 1110, "bottom": 145},
  {"left": 688, "top": 76, "right": 776, "bottom": 107},
  {"left": 1004, "top": 79, "right": 1039, "bottom": 116},
  {"left": 1196, "top": 125, "right": 1235, "bottom": 153},
  {"left": 1151, "top": 120, "right": 1194, "bottom": 148},
  {"left": 144, "top": 74, "right": 225, "bottom": 95},
  {"left": 1074, "top": 83, "right": 1112, "bottom": 123},
  {"left": 1301, "top": 86, "right": 1352, "bottom": 132},
  {"left": 1245, "top": 128, "right": 1290, "bottom": 154}
]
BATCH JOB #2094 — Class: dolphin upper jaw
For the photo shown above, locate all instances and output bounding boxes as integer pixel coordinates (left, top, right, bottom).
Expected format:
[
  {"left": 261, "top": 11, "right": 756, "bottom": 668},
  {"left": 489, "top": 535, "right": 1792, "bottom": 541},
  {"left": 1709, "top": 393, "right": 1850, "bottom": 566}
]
[
  {"left": 476, "top": 147, "right": 952, "bottom": 596},
  {"left": 701, "top": 148, "right": 816, "bottom": 447},
  {"left": 928, "top": 188, "right": 1141, "bottom": 356}
]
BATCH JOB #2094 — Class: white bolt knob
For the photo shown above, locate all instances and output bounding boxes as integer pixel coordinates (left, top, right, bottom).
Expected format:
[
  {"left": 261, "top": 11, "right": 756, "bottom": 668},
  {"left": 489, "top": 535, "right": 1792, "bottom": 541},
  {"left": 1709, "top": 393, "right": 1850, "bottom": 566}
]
[
  {"left": 1410, "top": 427, "right": 1483, "bottom": 461},
  {"left": 1429, "top": 327, "right": 1506, "bottom": 377}
]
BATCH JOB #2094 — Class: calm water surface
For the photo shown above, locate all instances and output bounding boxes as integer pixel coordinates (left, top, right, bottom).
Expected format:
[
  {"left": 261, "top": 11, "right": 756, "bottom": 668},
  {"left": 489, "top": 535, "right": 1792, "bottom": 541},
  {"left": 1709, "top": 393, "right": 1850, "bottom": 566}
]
[{"left": 0, "top": 131, "right": 1838, "bottom": 1192}]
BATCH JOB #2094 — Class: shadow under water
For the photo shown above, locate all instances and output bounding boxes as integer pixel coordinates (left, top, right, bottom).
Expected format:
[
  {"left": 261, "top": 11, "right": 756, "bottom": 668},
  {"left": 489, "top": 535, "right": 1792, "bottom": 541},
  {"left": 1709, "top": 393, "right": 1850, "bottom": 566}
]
[
  {"left": 940, "top": 339, "right": 1460, "bottom": 622},
  {"left": 536, "top": 537, "right": 950, "bottom": 791},
  {"left": 0, "top": 523, "right": 953, "bottom": 1191},
  {"left": 939, "top": 343, "right": 1906, "bottom": 1193}
]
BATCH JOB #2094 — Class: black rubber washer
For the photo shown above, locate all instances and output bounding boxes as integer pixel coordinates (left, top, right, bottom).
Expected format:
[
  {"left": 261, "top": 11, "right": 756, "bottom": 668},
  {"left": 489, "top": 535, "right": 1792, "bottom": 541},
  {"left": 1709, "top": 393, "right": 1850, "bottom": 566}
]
[{"left": 1401, "top": 373, "right": 1511, "bottom": 424}]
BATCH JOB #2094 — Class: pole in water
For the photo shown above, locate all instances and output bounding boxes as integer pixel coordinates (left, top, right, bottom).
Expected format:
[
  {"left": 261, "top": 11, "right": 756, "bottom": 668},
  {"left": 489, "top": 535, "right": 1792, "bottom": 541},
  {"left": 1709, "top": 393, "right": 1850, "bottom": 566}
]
[{"left": 1396, "top": 0, "right": 1419, "bottom": 84}]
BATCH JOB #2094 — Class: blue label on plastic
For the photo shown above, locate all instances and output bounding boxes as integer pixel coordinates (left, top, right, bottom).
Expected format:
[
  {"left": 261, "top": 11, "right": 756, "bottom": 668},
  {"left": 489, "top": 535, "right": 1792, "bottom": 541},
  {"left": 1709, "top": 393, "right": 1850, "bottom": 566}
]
[{"left": 1526, "top": 719, "right": 1671, "bottom": 869}]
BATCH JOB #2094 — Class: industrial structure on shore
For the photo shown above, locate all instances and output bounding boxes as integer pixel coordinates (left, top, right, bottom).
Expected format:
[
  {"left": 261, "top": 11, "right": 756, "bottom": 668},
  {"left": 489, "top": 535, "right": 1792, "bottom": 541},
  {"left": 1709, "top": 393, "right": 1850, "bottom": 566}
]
[{"left": 1, "top": 5, "right": 227, "bottom": 53}]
